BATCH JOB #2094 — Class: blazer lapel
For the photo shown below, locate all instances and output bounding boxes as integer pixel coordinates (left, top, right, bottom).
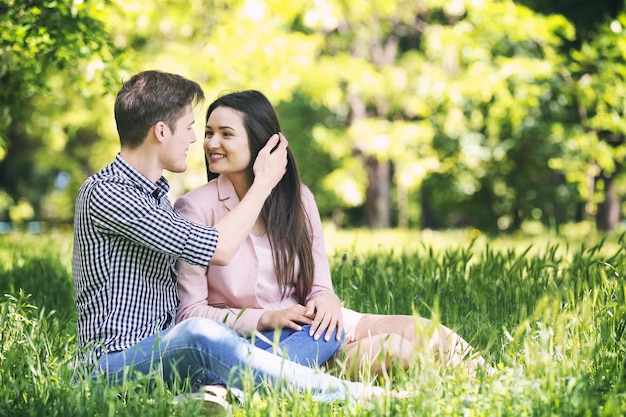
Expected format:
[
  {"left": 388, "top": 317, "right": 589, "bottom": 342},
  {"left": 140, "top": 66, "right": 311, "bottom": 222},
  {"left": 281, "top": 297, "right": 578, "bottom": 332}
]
[{"left": 216, "top": 175, "right": 240, "bottom": 211}]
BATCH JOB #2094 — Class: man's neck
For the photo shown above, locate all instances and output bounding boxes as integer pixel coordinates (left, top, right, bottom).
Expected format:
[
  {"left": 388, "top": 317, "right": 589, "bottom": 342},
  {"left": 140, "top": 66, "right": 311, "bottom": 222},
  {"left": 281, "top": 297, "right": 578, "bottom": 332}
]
[{"left": 120, "top": 148, "right": 162, "bottom": 183}]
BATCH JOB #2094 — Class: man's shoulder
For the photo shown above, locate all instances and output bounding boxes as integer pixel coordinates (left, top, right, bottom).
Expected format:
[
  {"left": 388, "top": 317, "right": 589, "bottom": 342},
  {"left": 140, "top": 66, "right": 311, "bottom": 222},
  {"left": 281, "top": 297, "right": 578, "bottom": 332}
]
[
  {"left": 93, "top": 161, "right": 129, "bottom": 181},
  {"left": 84, "top": 163, "right": 135, "bottom": 189},
  {"left": 78, "top": 163, "right": 140, "bottom": 204}
]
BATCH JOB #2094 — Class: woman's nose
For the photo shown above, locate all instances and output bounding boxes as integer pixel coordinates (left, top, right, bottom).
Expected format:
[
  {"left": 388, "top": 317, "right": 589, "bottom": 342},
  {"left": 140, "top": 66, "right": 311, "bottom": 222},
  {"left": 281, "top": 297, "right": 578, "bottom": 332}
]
[{"left": 205, "top": 135, "right": 219, "bottom": 148}]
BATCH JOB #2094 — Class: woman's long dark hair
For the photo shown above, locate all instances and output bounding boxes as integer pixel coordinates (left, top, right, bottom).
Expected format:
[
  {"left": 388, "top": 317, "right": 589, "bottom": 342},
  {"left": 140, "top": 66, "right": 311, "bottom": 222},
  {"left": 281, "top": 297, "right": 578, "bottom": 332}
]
[{"left": 205, "top": 90, "right": 314, "bottom": 304}]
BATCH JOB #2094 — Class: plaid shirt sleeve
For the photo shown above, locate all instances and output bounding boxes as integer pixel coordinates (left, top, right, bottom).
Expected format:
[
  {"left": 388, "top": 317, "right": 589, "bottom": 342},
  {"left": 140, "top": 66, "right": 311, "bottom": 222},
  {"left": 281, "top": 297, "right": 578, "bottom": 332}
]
[{"left": 88, "top": 179, "right": 218, "bottom": 266}]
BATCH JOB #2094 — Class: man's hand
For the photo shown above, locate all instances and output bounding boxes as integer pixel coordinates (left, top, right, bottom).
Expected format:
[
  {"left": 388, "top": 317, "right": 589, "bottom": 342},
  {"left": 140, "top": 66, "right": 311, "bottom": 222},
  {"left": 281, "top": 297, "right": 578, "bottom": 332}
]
[
  {"left": 251, "top": 132, "right": 288, "bottom": 195},
  {"left": 257, "top": 304, "right": 312, "bottom": 332},
  {"left": 305, "top": 292, "right": 343, "bottom": 341}
]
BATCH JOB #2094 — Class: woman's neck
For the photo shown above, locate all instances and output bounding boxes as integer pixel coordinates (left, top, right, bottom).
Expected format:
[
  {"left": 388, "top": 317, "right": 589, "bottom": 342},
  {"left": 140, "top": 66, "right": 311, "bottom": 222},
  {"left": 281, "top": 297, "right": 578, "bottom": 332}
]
[
  {"left": 226, "top": 173, "right": 253, "bottom": 202},
  {"left": 225, "top": 174, "right": 266, "bottom": 236}
]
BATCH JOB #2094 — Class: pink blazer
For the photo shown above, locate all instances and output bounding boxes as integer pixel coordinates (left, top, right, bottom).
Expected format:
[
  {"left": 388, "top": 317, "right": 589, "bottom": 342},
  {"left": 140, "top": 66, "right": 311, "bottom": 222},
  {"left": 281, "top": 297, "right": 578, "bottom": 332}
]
[{"left": 174, "top": 175, "right": 335, "bottom": 336}]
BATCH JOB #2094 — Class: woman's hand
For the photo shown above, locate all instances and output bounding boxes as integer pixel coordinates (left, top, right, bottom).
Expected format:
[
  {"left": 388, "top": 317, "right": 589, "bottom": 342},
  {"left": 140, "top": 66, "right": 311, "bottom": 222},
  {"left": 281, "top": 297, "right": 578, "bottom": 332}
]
[
  {"left": 257, "top": 304, "right": 312, "bottom": 332},
  {"left": 305, "top": 292, "right": 343, "bottom": 341}
]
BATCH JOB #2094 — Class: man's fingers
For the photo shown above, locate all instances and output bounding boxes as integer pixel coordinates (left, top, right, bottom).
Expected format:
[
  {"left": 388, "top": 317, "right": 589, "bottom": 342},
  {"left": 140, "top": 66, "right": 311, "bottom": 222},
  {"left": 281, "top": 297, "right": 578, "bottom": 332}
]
[
  {"left": 264, "top": 132, "right": 288, "bottom": 156},
  {"left": 277, "top": 132, "right": 289, "bottom": 150},
  {"left": 262, "top": 134, "right": 280, "bottom": 155}
]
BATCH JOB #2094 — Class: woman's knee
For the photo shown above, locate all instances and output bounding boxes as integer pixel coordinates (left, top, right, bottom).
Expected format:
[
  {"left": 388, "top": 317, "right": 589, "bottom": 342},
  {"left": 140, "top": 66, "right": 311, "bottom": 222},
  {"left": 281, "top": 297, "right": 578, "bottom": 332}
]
[
  {"left": 342, "top": 333, "right": 414, "bottom": 377},
  {"left": 376, "top": 334, "right": 414, "bottom": 360}
]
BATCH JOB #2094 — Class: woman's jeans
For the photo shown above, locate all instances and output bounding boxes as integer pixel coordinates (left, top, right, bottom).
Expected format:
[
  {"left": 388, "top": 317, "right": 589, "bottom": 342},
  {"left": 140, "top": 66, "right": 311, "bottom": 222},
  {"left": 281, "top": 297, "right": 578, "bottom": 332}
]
[
  {"left": 250, "top": 324, "right": 343, "bottom": 367},
  {"left": 93, "top": 317, "right": 360, "bottom": 402}
]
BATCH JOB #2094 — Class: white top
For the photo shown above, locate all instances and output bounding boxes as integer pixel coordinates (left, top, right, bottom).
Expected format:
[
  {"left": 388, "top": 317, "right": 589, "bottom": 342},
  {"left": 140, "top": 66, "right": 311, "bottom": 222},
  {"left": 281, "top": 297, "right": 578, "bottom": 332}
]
[{"left": 251, "top": 233, "right": 364, "bottom": 344}]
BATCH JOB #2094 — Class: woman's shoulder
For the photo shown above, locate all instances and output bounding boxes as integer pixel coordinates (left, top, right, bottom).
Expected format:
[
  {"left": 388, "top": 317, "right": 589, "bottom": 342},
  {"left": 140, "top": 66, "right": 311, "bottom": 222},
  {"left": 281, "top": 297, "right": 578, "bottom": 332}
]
[
  {"left": 299, "top": 183, "right": 313, "bottom": 198},
  {"left": 176, "top": 180, "right": 219, "bottom": 203},
  {"left": 299, "top": 183, "right": 319, "bottom": 205}
]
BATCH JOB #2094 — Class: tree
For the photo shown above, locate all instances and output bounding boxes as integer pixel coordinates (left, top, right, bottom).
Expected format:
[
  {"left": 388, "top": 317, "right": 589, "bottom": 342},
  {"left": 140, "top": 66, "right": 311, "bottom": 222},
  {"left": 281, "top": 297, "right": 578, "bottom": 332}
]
[
  {"left": 294, "top": 0, "right": 578, "bottom": 232},
  {"left": 0, "top": 0, "right": 119, "bottom": 224},
  {"left": 554, "top": 16, "right": 626, "bottom": 231},
  {"left": 419, "top": 1, "right": 578, "bottom": 232},
  {"left": 296, "top": 0, "right": 441, "bottom": 228},
  {"left": 4, "top": 0, "right": 626, "bottom": 233},
  {"left": 301, "top": 0, "right": 626, "bottom": 232},
  {"left": 518, "top": 0, "right": 626, "bottom": 231}
]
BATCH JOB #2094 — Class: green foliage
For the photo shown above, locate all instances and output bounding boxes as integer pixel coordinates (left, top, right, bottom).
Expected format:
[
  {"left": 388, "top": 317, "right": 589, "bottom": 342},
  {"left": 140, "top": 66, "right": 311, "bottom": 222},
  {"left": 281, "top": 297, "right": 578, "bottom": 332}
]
[
  {"left": 276, "top": 94, "right": 340, "bottom": 215},
  {"left": 559, "top": 10, "right": 626, "bottom": 194},
  {"left": 331, "top": 236, "right": 626, "bottom": 414},
  {"left": 4, "top": 0, "right": 626, "bottom": 233},
  {"left": 408, "top": 1, "right": 578, "bottom": 232},
  {"left": 0, "top": 0, "right": 123, "bottom": 223},
  {"left": 0, "top": 233, "right": 74, "bottom": 318},
  {"left": 0, "top": 293, "right": 77, "bottom": 416},
  {"left": 516, "top": 0, "right": 624, "bottom": 45},
  {"left": 2, "top": 231, "right": 626, "bottom": 415},
  {"left": 0, "top": 0, "right": 114, "bottom": 110}
]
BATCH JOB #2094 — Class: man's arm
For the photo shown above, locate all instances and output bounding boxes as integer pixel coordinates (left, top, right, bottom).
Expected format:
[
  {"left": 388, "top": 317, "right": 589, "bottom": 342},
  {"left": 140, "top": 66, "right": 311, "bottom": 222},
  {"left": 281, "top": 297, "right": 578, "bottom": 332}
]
[{"left": 211, "top": 133, "right": 288, "bottom": 265}]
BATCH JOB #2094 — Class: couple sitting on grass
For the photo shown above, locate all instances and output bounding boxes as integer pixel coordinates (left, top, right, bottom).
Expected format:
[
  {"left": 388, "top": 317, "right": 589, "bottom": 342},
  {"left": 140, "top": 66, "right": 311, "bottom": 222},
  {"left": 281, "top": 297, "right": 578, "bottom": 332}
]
[{"left": 73, "top": 70, "right": 493, "bottom": 411}]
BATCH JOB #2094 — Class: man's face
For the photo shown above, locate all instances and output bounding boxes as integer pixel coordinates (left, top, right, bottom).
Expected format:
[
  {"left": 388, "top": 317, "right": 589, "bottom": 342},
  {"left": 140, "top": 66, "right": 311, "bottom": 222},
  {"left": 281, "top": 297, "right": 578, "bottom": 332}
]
[{"left": 161, "top": 105, "right": 196, "bottom": 173}]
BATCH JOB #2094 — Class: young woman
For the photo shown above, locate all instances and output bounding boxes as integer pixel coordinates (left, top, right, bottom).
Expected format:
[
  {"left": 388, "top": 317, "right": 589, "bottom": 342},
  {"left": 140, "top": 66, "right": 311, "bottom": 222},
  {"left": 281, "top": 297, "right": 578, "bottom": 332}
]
[{"left": 174, "top": 90, "right": 493, "bottom": 379}]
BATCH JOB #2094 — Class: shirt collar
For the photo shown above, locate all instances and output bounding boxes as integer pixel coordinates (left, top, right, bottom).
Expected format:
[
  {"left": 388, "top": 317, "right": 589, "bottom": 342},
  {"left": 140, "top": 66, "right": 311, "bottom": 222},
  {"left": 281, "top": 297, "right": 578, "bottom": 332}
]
[{"left": 114, "top": 153, "right": 170, "bottom": 198}]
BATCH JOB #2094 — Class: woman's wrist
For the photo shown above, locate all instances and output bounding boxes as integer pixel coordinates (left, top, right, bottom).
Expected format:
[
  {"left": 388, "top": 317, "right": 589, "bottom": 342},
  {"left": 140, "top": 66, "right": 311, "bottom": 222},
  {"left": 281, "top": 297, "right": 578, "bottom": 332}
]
[{"left": 257, "top": 311, "right": 271, "bottom": 331}]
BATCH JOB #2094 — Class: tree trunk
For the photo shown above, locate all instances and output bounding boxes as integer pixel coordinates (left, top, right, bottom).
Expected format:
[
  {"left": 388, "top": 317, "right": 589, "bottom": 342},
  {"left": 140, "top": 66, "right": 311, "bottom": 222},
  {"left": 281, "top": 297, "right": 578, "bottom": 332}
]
[
  {"left": 397, "top": 179, "right": 409, "bottom": 229},
  {"left": 420, "top": 185, "right": 437, "bottom": 229},
  {"left": 365, "top": 156, "right": 391, "bottom": 228},
  {"left": 596, "top": 173, "right": 620, "bottom": 232}
]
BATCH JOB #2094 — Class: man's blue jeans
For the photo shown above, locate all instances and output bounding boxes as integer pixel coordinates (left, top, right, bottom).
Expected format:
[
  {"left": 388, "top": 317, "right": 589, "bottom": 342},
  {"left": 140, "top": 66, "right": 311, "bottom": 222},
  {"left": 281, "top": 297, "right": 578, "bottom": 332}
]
[
  {"left": 251, "top": 324, "right": 343, "bottom": 367},
  {"left": 93, "top": 317, "right": 361, "bottom": 402}
]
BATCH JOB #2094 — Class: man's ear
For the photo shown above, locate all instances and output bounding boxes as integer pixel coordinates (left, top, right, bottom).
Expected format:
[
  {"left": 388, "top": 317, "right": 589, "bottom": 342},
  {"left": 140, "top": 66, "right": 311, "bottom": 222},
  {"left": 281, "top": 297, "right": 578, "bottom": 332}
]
[{"left": 152, "top": 121, "right": 168, "bottom": 143}]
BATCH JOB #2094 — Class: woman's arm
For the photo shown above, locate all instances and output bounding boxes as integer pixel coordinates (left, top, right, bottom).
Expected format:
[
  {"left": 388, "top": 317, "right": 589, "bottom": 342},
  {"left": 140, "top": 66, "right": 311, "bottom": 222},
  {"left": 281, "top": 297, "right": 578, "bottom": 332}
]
[
  {"left": 174, "top": 189, "right": 265, "bottom": 335},
  {"left": 176, "top": 258, "right": 264, "bottom": 336}
]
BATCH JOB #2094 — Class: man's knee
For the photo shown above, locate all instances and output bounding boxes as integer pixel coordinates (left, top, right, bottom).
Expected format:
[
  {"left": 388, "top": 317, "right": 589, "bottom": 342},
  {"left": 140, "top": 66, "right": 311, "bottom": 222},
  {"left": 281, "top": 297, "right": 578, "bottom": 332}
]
[
  {"left": 301, "top": 325, "right": 344, "bottom": 349},
  {"left": 173, "top": 317, "right": 237, "bottom": 343}
]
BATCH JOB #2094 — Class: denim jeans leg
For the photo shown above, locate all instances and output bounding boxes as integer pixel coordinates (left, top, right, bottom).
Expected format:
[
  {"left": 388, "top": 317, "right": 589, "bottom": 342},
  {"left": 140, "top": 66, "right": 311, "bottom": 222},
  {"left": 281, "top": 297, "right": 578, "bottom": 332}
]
[
  {"left": 252, "top": 324, "right": 344, "bottom": 367},
  {"left": 93, "top": 317, "right": 363, "bottom": 402}
]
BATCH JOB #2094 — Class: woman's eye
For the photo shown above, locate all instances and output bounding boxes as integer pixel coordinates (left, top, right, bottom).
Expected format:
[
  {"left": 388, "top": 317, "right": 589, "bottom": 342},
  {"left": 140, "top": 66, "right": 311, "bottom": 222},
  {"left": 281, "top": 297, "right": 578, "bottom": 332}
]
[{"left": 205, "top": 131, "right": 214, "bottom": 138}]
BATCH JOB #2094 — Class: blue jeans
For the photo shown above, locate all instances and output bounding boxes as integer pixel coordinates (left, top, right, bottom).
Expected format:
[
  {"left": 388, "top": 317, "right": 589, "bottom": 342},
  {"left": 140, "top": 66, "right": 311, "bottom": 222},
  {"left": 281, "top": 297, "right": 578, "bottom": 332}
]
[
  {"left": 93, "top": 317, "right": 361, "bottom": 402},
  {"left": 251, "top": 324, "right": 343, "bottom": 367}
]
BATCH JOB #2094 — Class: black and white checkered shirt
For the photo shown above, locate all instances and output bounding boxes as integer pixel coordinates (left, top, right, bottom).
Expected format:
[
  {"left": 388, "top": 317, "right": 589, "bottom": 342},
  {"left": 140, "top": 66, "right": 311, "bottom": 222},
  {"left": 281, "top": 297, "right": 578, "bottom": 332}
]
[{"left": 72, "top": 154, "right": 218, "bottom": 365}]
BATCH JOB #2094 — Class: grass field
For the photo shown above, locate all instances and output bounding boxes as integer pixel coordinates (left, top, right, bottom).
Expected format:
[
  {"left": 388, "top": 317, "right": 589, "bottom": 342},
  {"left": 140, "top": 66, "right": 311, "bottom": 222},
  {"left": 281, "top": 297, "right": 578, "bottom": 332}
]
[{"left": 1, "top": 226, "right": 626, "bottom": 416}]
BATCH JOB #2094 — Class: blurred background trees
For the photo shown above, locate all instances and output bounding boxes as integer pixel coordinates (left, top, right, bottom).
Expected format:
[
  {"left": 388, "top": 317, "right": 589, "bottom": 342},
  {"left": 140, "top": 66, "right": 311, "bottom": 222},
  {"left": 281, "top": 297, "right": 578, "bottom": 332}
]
[{"left": 1, "top": 0, "right": 625, "bottom": 233}]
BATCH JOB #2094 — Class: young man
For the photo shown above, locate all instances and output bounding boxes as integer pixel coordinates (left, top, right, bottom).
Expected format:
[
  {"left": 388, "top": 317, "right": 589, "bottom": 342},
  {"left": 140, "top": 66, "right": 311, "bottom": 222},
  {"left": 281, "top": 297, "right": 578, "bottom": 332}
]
[{"left": 72, "top": 70, "right": 372, "bottom": 403}]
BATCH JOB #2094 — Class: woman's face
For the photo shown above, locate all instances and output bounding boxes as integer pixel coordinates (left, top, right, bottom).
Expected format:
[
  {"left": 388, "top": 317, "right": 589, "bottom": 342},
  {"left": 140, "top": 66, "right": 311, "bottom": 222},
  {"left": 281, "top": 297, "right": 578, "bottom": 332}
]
[{"left": 204, "top": 106, "right": 252, "bottom": 180}]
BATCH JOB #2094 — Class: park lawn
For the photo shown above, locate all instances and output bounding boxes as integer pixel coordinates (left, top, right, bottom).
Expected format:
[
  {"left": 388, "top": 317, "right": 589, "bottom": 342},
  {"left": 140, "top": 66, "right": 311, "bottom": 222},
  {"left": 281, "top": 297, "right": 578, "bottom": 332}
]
[{"left": 1, "top": 227, "right": 625, "bottom": 416}]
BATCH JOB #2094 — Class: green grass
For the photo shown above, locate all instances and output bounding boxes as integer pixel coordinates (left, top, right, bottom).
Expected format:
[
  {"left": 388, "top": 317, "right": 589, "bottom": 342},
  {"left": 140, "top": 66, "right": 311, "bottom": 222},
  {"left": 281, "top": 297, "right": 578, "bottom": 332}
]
[{"left": 1, "top": 227, "right": 626, "bottom": 416}]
